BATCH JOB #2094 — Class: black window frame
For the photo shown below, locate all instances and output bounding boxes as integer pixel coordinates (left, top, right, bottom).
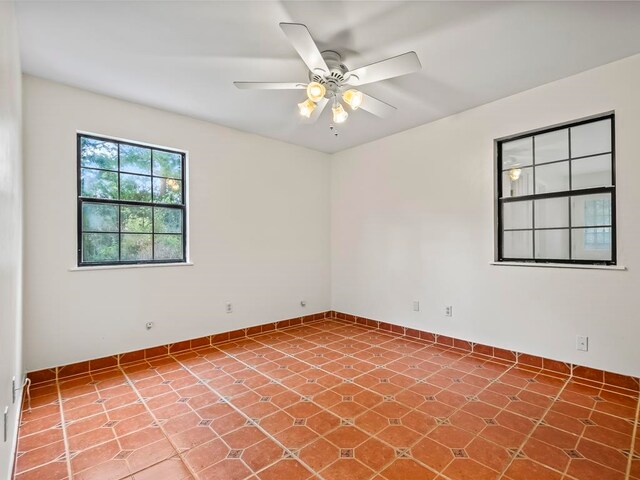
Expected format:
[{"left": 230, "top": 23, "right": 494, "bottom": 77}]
[
  {"left": 496, "top": 113, "right": 616, "bottom": 266},
  {"left": 77, "top": 133, "right": 187, "bottom": 267}
]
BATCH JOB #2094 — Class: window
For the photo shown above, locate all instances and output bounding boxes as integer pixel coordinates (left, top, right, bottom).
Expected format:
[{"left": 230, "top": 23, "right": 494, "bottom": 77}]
[
  {"left": 496, "top": 114, "right": 615, "bottom": 265},
  {"left": 77, "top": 134, "right": 187, "bottom": 266}
]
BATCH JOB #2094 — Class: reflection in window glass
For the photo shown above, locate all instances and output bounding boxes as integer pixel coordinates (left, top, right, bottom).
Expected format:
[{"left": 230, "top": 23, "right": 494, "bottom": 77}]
[
  {"left": 570, "top": 119, "right": 611, "bottom": 158},
  {"left": 534, "top": 129, "right": 568, "bottom": 164},
  {"left": 571, "top": 154, "right": 612, "bottom": 190},
  {"left": 497, "top": 115, "right": 615, "bottom": 264},
  {"left": 78, "top": 134, "right": 186, "bottom": 265},
  {"left": 502, "top": 137, "right": 532, "bottom": 169}
]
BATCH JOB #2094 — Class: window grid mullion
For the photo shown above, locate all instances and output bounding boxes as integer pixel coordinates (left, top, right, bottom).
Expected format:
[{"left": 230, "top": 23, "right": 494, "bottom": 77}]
[
  {"left": 497, "top": 113, "right": 615, "bottom": 265},
  {"left": 151, "top": 149, "right": 155, "bottom": 261},
  {"left": 117, "top": 144, "right": 122, "bottom": 262},
  {"left": 532, "top": 136, "right": 536, "bottom": 259},
  {"left": 78, "top": 134, "right": 186, "bottom": 266},
  {"left": 568, "top": 127, "right": 572, "bottom": 260}
]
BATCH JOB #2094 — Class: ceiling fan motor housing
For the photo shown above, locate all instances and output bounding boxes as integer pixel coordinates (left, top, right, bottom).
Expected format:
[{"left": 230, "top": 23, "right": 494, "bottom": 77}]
[{"left": 309, "top": 51, "right": 350, "bottom": 98}]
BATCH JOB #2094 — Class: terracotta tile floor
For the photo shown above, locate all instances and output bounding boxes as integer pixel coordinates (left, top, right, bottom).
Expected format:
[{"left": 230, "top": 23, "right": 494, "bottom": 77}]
[{"left": 14, "top": 319, "right": 640, "bottom": 480}]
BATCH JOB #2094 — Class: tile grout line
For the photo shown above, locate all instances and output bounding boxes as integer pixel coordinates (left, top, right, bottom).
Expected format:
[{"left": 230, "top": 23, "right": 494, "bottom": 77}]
[
  {"left": 54, "top": 378, "right": 74, "bottom": 479},
  {"left": 46, "top": 316, "right": 637, "bottom": 400},
  {"left": 169, "top": 351, "right": 330, "bottom": 480},
  {"left": 235, "top": 320, "right": 573, "bottom": 479},
  {"left": 557, "top": 381, "right": 639, "bottom": 480},
  {"left": 19, "top": 319, "right": 636, "bottom": 480},
  {"left": 243, "top": 320, "right": 630, "bottom": 479},
  {"left": 211, "top": 324, "right": 520, "bottom": 478},
  {"left": 325, "top": 320, "right": 627, "bottom": 478},
  {"left": 116, "top": 364, "right": 199, "bottom": 480},
  {"left": 120, "top": 357, "right": 308, "bottom": 480},
  {"left": 200, "top": 341, "right": 444, "bottom": 480},
  {"left": 336, "top": 316, "right": 640, "bottom": 399},
  {"left": 251, "top": 320, "right": 480, "bottom": 397},
  {"left": 625, "top": 392, "right": 640, "bottom": 479},
  {"left": 48, "top": 318, "right": 633, "bottom": 480},
  {"left": 428, "top": 363, "right": 554, "bottom": 477},
  {"left": 48, "top": 369, "right": 179, "bottom": 480},
  {"left": 330, "top": 317, "right": 640, "bottom": 412},
  {"left": 143, "top": 354, "right": 323, "bottom": 480},
  {"left": 496, "top": 374, "right": 573, "bottom": 479},
  {"left": 338, "top": 319, "right": 640, "bottom": 478}
]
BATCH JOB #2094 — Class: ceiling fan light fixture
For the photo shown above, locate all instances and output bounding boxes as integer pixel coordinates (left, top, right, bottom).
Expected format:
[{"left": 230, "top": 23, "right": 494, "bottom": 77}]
[
  {"left": 298, "top": 99, "right": 316, "bottom": 118},
  {"left": 306, "top": 82, "right": 326, "bottom": 103},
  {"left": 342, "top": 89, "right": 363, "bottom": 110},
  {"left": 508, "top": 168, "right": 522, "bottom": 181},
  {"left": 332, "top": 102, "right": 349, "bottom": 124}
]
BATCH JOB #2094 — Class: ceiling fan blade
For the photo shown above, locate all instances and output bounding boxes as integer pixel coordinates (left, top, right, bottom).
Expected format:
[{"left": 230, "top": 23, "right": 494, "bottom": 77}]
[
  {"left": 280, "top": 23, "right": 329, "bottom": 75},
  {"left": 305, "top": 97, "right": 328, "bottom": 124},
  {"left": 234, "top": 82, "right": 306, "bottom": 90},
  {"left": 359, "top": 93, "right": 397, "bottom": 118},
  {"left": 346, "top": 51, "right": 421, "bottom": 86}
]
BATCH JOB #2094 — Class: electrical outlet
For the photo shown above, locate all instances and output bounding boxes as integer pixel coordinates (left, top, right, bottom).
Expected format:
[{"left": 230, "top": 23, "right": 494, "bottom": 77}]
[
  {"left": 576, "top": 335, "right": 588, "bottom": 351},
  {"left": 445, "top": 306, "right": 453, "bottom": 317},
  {"left": 412, "top": 301, "right": 420, "bottom": 312},
  {"left": 226, "top": 302, "right": 233, "bottom": 314}
]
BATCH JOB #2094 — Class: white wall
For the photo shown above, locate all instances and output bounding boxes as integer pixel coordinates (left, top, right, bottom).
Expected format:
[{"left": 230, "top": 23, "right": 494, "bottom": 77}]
[
  {"left": 23, "top": 76, "right": 331, "bottom": 372},
  {"left": 0, "top": 2, "right": 23, "bottom": 477},
  {"left": 331, "top": 54, "right": 640, "bottom": 378},
  {"left": 22, "top": 53, "right": 640, "bottom": 380}
]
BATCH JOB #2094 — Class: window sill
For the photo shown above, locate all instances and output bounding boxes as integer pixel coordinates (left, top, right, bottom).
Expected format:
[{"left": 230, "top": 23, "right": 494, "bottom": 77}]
[
  {"left": 69, "top": 262, "right": 194, "bottom": 272},
  {"left": 490, "top": 261, "right": 626, "bottom": 271}
]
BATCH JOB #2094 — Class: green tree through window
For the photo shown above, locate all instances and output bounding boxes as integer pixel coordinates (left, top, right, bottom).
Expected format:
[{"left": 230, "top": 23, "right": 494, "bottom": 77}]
[{"left": 78, "top": 134, "right": 186, "bottom": 265}]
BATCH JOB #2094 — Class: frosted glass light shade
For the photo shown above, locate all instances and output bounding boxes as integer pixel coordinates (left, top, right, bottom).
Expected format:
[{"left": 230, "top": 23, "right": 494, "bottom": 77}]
[
  {"left": 342, "top": 89, "right": 363, "bottom": 110},
  {"left": 332, "top": 103, "right": 348, "bottom": 123},
  {"left": 306, "top": 82, "right": 326, "bottom": 103},
  {"left": 298, "top": 99, "right": 316, "bottom": 118}
]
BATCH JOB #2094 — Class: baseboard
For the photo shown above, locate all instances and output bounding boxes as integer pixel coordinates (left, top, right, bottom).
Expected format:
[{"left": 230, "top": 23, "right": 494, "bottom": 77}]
[
  {"left": 27, "top": 309, "right": 639, "bottom": 394},
  {"left": 331, "top": 310, "right": 640, "bottom": 392},
  {"left": 26, "top": 311, "right": 332, "bottom": 385}
]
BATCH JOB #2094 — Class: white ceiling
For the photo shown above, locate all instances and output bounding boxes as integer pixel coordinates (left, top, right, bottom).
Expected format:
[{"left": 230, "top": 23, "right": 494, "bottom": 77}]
[{"left": 15, "top": 1, "right": 640, "bottom": 153}]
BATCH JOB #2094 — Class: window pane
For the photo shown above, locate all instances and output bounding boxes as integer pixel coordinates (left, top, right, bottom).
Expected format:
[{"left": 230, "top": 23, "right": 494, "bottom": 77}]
[
  {"left": 120, "top": 144, "right": 151, "bottom": 175},
  {"left": 571, "top": 193, "right": 611, "bottom": 227},
  {"left": 571, "top": 154, "right": 612, "bottom": 190},
  {"left": 82, "top": 203, "right": 119, "bottom": 232},
  {"left": 572, "top": 227, "right": 612, "bottom": 261},
  {"left": 570, "top": 119, "right": 611, "bottom": 158},
  {"left": 154, "top": 207, "right": 183, "bottom": 233},
  {"left": 502, "top": 167, "right": 533, "bottom": 198},
  {"left": 502, "top": 137, "right": 532, "bottom": 170},
  {"left": 153, "top": 150, "right": 182, "bottom": 178},
  {"left": 502, "top": 201, "right": 532, "bottom": 230},
  {"left": 535, "top": 229, "right": 569, "bottom": 260},
  {"left": 80, "top": 137, "right": 118, "bottom": 170},
  {"left": 153, "top": 178, "right": 183, "bottom": 204},
  {"left": 120, "top": 173, "right": 152, "bottom": 202},
  {"left": 121, "top": 206, "right": 152, "bottom": 233},
  {"left": 121, "top": 234, "right": 152, "bottom": 261},
  {"left": 534, "top": 129, "right": 568, "bottom": 164},
  {"left": 535, "top": 161, "right": 569, "bottom": 194},
  {"left": 81, "top": 168, "right": 118, "bottom": 199},
  {"left": 534, "top": 197, "right": 569, "bottom": 229},
  {"left": 82, "top": 233, "right": 118, "bottom": 263},
  {"left": 503, "top": 230, "right": 532, "bottom": 258},
  {"left": 154, "top": 234, "right": 183, "bottom": 260}
]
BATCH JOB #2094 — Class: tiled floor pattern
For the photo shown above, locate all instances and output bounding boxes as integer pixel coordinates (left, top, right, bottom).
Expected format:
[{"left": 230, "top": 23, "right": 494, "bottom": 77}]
[{"left": 15, "top": 319, "right": 640, "bottom": 480}]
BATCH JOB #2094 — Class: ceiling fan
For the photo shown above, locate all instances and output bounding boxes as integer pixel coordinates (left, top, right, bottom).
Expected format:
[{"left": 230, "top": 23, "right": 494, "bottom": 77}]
[{"left": 234, "top": 23, "right": 422, "bottom": 132}]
